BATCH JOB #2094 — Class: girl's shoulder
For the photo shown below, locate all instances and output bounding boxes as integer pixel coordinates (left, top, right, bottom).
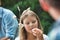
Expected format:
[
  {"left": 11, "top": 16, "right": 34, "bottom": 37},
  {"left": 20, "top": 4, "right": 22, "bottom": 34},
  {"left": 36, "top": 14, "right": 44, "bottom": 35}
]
[
  {"left": 15, "top": 34, "right": 49, "bottom": 40},
  {"left": 43, "top": 34, "right": 49, "bottom": 40},
  {"left": 15, "top": 36, "right": 20, "bottom": 40}
]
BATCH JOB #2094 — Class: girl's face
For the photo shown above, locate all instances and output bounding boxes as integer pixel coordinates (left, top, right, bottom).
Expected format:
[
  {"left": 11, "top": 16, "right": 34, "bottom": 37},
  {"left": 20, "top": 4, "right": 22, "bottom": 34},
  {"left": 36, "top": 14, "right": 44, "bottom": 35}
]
[{"left": 23, "top": 16, "right": 38, "bottom": 33}]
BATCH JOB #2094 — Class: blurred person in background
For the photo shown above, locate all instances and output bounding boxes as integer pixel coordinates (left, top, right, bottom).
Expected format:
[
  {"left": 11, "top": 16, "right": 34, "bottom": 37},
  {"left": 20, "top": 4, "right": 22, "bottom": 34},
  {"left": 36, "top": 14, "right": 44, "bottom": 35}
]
[
  {"left": 39, "top": 0, "right": 60, "bottom": 40},
  {"left": 0, "top": 0, "right": 18, "bottom": 40}
]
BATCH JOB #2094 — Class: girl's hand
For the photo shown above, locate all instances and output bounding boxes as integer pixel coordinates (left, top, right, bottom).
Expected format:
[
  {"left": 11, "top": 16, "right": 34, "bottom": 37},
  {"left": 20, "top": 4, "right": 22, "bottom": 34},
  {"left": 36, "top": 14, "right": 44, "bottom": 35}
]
[
  {"left": 32, "top": 28, "right": 43, "bottom": 37},
  {"left": 32, "top": 28, "right": 44, "bottom": 40}
]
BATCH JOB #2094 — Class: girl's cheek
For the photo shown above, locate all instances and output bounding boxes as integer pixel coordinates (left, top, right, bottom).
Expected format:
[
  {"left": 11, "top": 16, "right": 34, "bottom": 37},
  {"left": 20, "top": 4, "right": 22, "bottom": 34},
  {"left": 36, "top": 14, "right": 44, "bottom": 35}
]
[{"left": 25, "top": 25, "right": 29, "bottom": 29}]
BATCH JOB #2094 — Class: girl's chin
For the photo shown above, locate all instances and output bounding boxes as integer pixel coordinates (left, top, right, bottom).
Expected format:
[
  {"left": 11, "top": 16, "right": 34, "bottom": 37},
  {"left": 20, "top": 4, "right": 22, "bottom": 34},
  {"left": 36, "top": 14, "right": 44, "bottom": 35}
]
[{"left": 27, "top": 31, "right": 32, "bottom": 34}]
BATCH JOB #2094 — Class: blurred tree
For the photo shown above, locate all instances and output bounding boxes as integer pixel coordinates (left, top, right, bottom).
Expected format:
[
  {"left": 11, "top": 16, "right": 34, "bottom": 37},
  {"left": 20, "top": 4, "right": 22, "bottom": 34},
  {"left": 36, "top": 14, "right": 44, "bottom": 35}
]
[{"left": 0, "top": 0, "right": 1, "bottom": 5}]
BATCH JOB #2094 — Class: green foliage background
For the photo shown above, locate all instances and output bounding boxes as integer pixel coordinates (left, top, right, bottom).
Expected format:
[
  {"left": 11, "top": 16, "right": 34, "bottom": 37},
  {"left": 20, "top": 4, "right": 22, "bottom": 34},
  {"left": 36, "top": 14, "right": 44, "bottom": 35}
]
[{"left": 1, "top": 0, "right": 54, "bottom": 34}]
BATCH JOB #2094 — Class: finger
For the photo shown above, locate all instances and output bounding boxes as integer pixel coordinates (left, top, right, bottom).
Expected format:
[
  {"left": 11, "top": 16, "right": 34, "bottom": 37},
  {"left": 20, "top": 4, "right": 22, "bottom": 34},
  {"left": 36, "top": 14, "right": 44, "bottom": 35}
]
[
  {"left": 32, "top": 32, "right": 37, "bottom": 36},
  {"left": 36, "top": 29, "right": 43, "bottom": 34},
  {"left": 32, "top": 29, "right": 36, "bottom": 33},
  {"left": 32, "top": 28, "right": 39, "bottom": 33}
]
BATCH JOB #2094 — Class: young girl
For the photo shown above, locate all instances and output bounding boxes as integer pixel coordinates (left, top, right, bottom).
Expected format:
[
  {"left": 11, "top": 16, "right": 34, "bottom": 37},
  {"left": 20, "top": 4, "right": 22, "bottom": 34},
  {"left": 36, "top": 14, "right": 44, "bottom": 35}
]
[{"left": 15, "top": 8, "right": 49, "bottom": 40}]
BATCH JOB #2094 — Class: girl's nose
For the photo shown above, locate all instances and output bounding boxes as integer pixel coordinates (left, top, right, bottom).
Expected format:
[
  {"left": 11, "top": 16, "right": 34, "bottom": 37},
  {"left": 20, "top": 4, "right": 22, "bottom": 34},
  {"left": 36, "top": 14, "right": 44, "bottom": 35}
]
[{"left": 29, "top": 23, "right": 33, "bottom": 27}]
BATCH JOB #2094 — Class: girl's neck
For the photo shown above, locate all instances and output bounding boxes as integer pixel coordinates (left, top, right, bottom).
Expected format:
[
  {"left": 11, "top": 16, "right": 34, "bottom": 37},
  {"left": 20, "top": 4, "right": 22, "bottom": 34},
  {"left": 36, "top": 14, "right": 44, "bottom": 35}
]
[{"left": 27, "top": 33, "right": 36, "bottom": 40}]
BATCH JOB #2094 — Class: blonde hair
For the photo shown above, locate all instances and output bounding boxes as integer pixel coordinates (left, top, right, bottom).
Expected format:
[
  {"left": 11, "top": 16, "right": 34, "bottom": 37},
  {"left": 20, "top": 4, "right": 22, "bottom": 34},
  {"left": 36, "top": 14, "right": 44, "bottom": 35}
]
[{"left": 19, "top": 7, "right": 43, "bottom": 40}]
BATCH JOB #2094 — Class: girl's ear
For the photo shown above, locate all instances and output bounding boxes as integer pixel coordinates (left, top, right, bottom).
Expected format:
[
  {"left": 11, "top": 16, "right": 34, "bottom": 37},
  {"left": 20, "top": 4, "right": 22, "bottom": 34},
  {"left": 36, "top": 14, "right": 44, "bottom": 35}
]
[{"left": 39, "top": 0, "right": 50, "bottom": 12}]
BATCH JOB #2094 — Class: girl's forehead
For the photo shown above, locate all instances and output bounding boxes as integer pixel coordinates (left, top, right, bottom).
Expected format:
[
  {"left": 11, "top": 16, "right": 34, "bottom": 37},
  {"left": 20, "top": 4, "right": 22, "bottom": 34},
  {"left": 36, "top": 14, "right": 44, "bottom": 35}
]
[
  {"left": 23, "top": 16, "right": 37, "bottom": 21},
  {"left": 22, "top": 14, "right": 36, "bottom": 19},
  {"left": 25, "top": 15, "right": 36, "bottom": 19}
]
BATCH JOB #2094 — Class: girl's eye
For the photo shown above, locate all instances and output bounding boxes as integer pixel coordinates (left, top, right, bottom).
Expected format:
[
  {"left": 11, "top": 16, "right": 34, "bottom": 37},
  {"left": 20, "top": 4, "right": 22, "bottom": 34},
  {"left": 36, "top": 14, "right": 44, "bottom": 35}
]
[
  {"left": 26, "top": 22, "right": 29, "bottom": 25},
  {"left": 32, "top": 21, "right": 36, "bottom": 23}
]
